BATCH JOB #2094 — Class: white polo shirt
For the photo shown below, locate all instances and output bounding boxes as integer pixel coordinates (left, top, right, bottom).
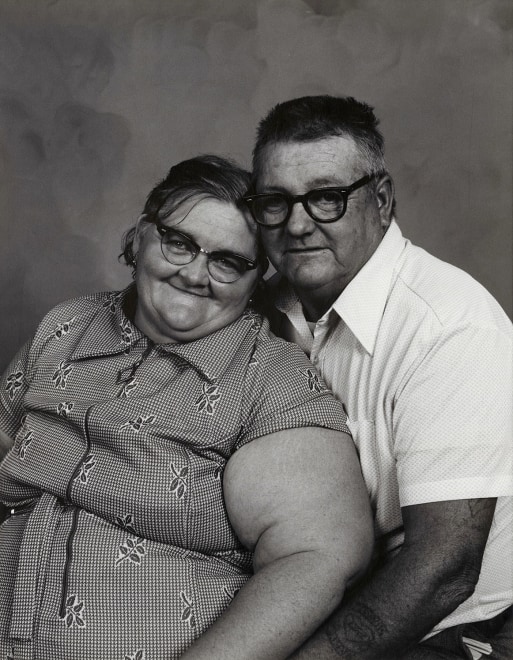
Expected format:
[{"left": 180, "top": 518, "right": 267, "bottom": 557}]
[{"left": 271, "top": 220, "right": 513, "bottom": 633}]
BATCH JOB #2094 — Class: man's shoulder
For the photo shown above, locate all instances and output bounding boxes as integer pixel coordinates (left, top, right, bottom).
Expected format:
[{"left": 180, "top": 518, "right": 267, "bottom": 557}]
[{"left": 393, "top": 242, "right": 510, "bottom": 331}]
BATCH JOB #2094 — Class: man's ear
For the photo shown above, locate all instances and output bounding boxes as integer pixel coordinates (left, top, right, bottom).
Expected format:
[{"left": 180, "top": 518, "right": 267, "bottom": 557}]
[
  {"left": 375, "top": 175, "right": 395, "bottom": 229},
  {"left": 133, "top": 214, "right": 149, "bottom": 254}
]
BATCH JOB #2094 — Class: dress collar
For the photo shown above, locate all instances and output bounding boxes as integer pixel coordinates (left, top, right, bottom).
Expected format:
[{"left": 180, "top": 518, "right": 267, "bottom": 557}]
[{"left": 70, "top": 284, "right": 264, "bottom": 381}]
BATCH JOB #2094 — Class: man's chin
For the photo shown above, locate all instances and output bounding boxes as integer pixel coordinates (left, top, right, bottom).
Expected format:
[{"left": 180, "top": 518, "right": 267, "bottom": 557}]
[{"left": 284, "top": 266, "right": 331, "bottom": 291}]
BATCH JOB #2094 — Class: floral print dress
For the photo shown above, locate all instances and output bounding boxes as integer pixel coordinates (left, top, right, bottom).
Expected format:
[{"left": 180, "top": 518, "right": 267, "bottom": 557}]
[{"left": 0, "top": 286, "right": 348, "bottom": 660}]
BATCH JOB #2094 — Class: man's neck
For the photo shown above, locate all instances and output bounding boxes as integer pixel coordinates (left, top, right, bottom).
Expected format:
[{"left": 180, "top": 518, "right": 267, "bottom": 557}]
[{"left": 298, "top": 287, "right": 343, "bottom": 323}]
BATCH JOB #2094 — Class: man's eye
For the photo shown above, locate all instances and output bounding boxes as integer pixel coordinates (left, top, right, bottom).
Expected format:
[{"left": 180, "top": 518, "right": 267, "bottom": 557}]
[
  {"left": 259, "top": 196, "right": 286, "bottom": 213},
  {"left": 312, "top": 190, "right": 343, "bottom": 205}
]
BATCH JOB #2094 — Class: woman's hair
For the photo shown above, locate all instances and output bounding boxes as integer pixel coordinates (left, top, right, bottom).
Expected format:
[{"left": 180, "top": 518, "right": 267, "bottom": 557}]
[{"left": 120, "top": 154, "right": 269, "bottom": 306}]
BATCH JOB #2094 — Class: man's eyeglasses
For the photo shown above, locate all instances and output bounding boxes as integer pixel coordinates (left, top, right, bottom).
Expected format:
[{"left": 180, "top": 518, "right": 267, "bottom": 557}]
[
  {"left": 242, "top": 174, "right": 372, "bottom": 228},
  {"left": 155, "top": 221, "right": 258, "bottom": 283}
]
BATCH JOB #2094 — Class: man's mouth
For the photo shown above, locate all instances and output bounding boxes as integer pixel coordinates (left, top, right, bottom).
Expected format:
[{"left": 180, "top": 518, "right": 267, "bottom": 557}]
[{"left": 285, "top": 246, "right": 326, "bottom": 254}]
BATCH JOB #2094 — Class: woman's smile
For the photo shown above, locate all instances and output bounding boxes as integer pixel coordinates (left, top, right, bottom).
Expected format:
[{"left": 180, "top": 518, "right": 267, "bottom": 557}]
[{"left": 133, "top": 197, "right": 259, "bottom": 344}]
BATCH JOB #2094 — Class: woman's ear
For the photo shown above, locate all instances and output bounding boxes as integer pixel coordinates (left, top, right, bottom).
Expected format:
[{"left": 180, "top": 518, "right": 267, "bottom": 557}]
[{"left": 133, "top": 214, "right": 149, "bottom": 254}]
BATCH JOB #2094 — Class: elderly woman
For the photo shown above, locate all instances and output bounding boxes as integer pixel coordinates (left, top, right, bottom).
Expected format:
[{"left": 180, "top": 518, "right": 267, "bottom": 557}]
[{"left": 0, "top": 155, "right": 372, "bottom": 660}]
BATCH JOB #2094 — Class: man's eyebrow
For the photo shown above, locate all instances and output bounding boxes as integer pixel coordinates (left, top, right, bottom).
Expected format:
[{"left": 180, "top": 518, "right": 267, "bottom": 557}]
[{"left": 258, "top": 177, "right": 347, "bottom": 193}]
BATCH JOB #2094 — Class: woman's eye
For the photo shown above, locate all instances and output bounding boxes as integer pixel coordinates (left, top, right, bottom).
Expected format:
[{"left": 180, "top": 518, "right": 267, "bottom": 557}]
[
  {"left": 214, "top": 256, "right": 242, "bottom": 273},
  {"left": 165, "top": 235, "right": 190, "bottom": 251},
  {"left": 168, "top": 239, "right": 186, "bottom": 248}
]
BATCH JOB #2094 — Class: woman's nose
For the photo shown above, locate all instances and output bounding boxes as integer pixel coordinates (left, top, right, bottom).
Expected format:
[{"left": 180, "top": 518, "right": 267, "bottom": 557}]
[{"left": 177, "top": 253, "right": 210, "bottom": 285}]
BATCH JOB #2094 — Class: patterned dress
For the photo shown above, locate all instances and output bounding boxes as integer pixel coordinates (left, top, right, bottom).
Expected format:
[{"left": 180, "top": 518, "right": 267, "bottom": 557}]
[{"left": 0, "top": 286, "right": 348, "bottom": 660}]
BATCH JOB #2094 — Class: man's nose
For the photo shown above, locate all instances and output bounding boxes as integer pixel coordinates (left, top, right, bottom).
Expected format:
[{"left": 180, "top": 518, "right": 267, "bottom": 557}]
[{"left": 286, "top": 201, "right": 316, "bottom": 236}]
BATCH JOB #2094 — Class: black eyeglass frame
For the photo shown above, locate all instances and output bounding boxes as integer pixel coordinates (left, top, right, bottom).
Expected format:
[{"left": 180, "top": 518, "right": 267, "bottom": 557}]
[
  {"left": 242, "top": 174, "right": 373, "bottom": 228},
  {"left": 154, "top": 219, "right": 258, "bottom": 283}
]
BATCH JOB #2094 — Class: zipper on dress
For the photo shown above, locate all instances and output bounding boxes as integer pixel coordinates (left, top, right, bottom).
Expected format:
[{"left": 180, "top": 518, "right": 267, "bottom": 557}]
[
  {"left": 59, "top": 405, "right": 93, "bottom": 617},
  {"left": 59, "top": 506, "right": 79, "bottom": 618},
  {"left": 117, "top": 341, "right": 154, "bottom": 383}
]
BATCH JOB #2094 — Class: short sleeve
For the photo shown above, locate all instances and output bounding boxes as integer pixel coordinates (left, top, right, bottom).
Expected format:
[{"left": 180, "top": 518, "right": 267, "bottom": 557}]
[
  {"left": 0, "top": 339, "right": 33, "bottom": 443},
  {"left": 236, "top": 335, "right": 350, "bottom": 449},
  {"left": 394, "top": 323, "right": 513, "bottom": 506}
]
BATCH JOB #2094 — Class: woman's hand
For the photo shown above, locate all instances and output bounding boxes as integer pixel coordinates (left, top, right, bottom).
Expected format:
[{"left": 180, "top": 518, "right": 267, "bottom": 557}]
[{"left": 180, "top": 427, "right": 373, "bottom": 659}]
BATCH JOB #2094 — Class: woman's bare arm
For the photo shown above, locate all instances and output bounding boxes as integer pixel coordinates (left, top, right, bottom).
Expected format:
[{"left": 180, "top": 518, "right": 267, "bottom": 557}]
[{"left": 180, "top": 427, "right": 373, "bottom": 660}]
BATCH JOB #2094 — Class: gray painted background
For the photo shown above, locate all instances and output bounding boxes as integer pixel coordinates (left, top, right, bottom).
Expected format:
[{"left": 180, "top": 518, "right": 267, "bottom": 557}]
[{"left": 1, "top": 0, "right": 511, "bottom": 373}]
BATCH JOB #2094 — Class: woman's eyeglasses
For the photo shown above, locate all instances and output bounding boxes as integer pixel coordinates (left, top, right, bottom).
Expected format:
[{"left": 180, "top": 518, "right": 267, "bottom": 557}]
[
  {"left": 242, "top": 174, "right": 372, "bottom": 228},
  {"left": 155, "top": 221, "right": 258, "bottom": 284}
]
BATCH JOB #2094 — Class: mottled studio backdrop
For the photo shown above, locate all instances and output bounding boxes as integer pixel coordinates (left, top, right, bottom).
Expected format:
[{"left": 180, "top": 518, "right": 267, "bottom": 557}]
[{"left": 1, "top": 0, "right": 511, "bottom": 371}]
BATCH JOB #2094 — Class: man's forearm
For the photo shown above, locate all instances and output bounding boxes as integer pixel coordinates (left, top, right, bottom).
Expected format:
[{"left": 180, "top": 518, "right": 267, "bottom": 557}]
[
  {"left": 292, "top": 546, "right": 476, "bottom": 660},
  {"left": 293, "top": 498, "right": 495, "bottom": 659}
]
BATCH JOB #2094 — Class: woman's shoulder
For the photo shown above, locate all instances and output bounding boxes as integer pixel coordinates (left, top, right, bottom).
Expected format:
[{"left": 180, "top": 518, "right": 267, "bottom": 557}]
[
  {"left": 47, "top": 290, "right": 119, "bottom": 315},
  {"left": 252, "top": 316, "right": 318, "bottom": 372},
  {"left": 32, "top": 289, "right": 126, "bottom": 344}
]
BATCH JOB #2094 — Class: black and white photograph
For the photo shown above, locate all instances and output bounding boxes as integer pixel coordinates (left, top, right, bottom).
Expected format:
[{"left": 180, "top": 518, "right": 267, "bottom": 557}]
[{"left": 0, "top": 1, "right": 511, "bottom": 658}]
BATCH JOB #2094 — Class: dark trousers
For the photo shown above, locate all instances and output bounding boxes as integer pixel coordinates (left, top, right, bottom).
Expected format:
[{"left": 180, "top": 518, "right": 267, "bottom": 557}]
[{"left": 400, "top": 607, "right": 513, "bottom": 659}]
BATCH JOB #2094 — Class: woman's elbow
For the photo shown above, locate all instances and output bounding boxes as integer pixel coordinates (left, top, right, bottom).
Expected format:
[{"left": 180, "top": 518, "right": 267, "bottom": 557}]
[{"left": 317, "top": 512, "right": 375, "bottom": 596}]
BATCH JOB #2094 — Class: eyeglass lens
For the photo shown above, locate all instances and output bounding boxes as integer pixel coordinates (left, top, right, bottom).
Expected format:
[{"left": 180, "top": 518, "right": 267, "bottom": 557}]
[
  {"left": 160, "top": 229, "right": 250, "bottom": 283},
  {"left": 251, "top": 190, "right": 347, "bottom": 225},
  {"left": 247, "top": 175, "right": 372, "bottom": 226}
]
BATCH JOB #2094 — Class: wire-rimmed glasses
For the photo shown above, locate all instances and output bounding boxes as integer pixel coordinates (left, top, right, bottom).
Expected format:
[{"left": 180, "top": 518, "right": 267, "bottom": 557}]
[{"left": 155, "top": 220, "right": 258, "bottom": 283}]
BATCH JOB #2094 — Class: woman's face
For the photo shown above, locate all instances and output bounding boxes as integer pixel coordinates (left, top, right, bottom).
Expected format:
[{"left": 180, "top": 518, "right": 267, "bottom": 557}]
[{"left": 133, "top": 197, "right": 260, "bottom": 343}]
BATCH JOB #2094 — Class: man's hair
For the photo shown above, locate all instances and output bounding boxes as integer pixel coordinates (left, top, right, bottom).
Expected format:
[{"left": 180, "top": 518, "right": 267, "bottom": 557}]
[
  {"left": 252, "top": 95, "right": 388, "bottom": 183},
  {"left": 121, "top": 154, "right": 267, "bottom": 272}
]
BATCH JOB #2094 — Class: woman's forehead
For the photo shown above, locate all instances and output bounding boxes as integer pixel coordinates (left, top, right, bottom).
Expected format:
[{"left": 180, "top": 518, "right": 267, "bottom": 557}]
[{"left": 167, "top": 197, "right": 257, "bottom": 250}]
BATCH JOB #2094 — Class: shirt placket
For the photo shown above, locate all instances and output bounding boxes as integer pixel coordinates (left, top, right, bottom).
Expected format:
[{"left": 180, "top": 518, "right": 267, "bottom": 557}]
[{"left": 310, "top": 313, "right": 332, "bottom": 371}]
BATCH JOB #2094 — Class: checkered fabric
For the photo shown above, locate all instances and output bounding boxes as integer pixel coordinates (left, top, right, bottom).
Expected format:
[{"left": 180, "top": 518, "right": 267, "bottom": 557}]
[
  {"left": 0, "top": 285, "right": 349, "bottom": 660},
  {"left": 270, "top": 220, "right": 513, "bottom": 637}
]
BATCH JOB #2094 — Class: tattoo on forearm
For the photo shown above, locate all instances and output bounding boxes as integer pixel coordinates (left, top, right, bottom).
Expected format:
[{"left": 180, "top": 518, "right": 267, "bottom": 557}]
[{"left": 326, "top": 604, "right": 388, "bottom": 656}]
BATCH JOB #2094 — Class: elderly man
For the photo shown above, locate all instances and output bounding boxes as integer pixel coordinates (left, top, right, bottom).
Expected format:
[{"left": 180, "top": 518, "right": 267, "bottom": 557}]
[{"left": 243, "top": 96, "right": 513, "bottom": 659}]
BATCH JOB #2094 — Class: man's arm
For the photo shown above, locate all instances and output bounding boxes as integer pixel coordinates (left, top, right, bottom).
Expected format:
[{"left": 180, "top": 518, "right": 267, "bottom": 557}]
[
  {"left": 292, "top": 497, "right": 496, "bottom": 659},
  {"left": 180, "top": 428, "right": 374, "bottom": 659}
]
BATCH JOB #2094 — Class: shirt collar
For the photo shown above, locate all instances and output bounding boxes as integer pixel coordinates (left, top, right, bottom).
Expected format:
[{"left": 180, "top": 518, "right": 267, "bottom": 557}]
[
  {"left": 332, "top": 221, "right": 406, "bottom": 354},
  {"left": 70, "top": 284, "right": 146, "bottom": 361},
  {"left": 70, "top": 284, "right": 263, "bottom": 381},
  {"left": 273, "top": 221, "right": 407, "bottom": 355}
]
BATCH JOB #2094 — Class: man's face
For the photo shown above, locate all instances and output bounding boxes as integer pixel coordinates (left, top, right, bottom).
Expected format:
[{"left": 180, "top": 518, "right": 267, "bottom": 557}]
[{"left": 257, "top": 136, "right": 389, "bottom": 315}]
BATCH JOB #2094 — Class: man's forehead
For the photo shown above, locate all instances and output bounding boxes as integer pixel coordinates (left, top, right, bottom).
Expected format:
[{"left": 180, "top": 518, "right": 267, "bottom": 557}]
[{"left": 258, "top": 136, "right": 363, "bottom": 187}]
